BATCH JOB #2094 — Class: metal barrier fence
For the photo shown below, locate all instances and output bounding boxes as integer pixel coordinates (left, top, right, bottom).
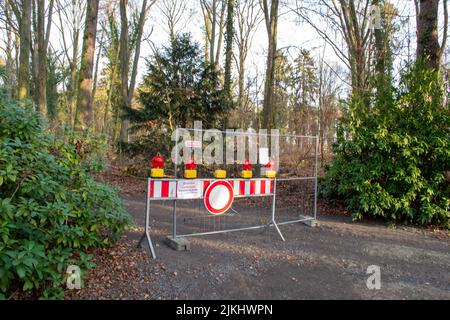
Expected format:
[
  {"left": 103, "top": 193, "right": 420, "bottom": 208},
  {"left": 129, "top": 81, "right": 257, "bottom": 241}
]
[{"left": 138, "top": 129, "right": 318, "bottom": 259}]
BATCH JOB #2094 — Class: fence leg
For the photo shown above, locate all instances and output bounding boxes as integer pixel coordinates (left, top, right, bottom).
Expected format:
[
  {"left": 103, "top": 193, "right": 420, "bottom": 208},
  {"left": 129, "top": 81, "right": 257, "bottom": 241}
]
[
  {"left": 172, "top": 199, "right": 177, "bottom": 238},
  {"left": 138, "top": 179, "right": 156, "bottom": 259},
  {"left": 271, "top": 179, "right": 285, "bottom": 242},
  {"left": 314, "top": 135, "right": 318, "bottom": 221}
]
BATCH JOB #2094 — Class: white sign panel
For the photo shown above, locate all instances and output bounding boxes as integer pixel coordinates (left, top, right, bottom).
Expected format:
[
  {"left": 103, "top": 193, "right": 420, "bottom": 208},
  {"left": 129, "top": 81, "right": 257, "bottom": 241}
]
[
  {"left": 259, "top": 147, "right": 269, "bottom": 165},
  {"left": 177, "top": 180, "right": 203, "bottom": 199},
  {"left": 185, "top": 140, "right": 202, "bottom": 148}
]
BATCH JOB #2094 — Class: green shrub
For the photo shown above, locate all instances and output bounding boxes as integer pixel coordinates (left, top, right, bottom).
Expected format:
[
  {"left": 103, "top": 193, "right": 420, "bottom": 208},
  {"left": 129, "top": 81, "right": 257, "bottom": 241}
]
[
  {"left": 322, "top": 63, "right": 450, "bottom": 228},
  {"left": 0, "top": 98, "right": 131, "bottom": 299}
]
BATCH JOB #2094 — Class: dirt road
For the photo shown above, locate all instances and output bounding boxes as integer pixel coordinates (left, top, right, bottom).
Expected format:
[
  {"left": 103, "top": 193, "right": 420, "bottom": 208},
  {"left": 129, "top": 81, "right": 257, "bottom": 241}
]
[{"left": 76, "top": 194, "right": 450, "bottom": 300}]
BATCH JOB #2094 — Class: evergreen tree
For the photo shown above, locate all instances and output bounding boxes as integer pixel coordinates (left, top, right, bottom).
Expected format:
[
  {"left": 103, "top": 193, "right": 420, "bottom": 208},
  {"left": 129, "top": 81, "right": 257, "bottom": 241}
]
[{"left": 127, "top": 33, "right": 228, "bottom": 131}]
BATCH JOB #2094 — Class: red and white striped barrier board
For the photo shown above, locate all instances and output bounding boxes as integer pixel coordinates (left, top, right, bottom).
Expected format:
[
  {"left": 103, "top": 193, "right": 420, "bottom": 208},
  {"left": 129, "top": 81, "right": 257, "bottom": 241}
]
[
  {"left": 148, "top": 178, "right": 274, "bottom": 200},
  {"left": 149, "top": 180, "right": 177, "bottom": 199}
]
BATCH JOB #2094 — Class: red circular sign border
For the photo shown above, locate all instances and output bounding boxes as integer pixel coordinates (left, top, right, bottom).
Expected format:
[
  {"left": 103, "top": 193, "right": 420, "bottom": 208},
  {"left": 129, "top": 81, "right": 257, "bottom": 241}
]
[{"left": 204, "top": 180, "right": 234, "bottom": 215}]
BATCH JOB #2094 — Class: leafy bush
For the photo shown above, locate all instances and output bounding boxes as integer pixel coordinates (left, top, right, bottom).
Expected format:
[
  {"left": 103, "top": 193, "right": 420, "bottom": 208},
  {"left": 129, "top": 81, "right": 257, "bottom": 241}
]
[
  {"left": 0, "top": 98, "right": 131, "bottom": 299},
  {"left": 322, "top": 63, "right": 450, "bottom": 228}
]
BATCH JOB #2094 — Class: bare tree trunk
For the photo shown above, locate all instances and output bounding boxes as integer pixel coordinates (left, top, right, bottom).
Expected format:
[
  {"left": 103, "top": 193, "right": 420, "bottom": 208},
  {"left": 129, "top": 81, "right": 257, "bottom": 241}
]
[
  {"left": 234, "top": 0, "right": 261, "bottom": 128},
  {"left": 373, "top": 0, "right": 384, "bottom": 76},
  {"left": 104, "top": 48, "right": 120, "bottom": 135},
  {"left": 128, "top": 0, "right": 149, "bottom": 104},
  {"left": 57, "top": 0, "right": 84, "bottom": 128},
  {"left": 17, "top": 0, "right": 32, "bottom": 102},
  {"left": 210, "top": 0, "right": 217, "bottom": 66},
  {"left": 214, "top": 0, "right": 227, "bottom": 67},
  {"left": 119, "top": 0, "right": 130, "bottom": 144},
  {"left": 4, "top": 1, "right": 15, "bottom": 99},
  {"left": 119, "top": 0, "right": 151, "bottom": 143},
  {"left": 201, "top": 0, "right": 227, "bottom": 68},
  {"left": 439, "top": 0, "right": 448, "bottom": 65},
  {"left": 201, "top": 2, "right": 212, "bottom": 63},
  {"left": 224, "top": 0, "right": 235, "bottom": 98},
  {"left": 261, "top": 0, "right": 279, "bottom": 130},
  {"left": 417, "top": 0, "right": 440, "bottom": 70},
  {"left": 223, "top": 0, "right": 235, "bottom": 129},
  {"left": 35, "top": 0, "right": 54, "bottom": 116},
  {"left": 237, "top": 50, "right": 245, "bottom": 125},
  {"left": 74, "top": 0, "right": 99, "bottom": 130},
  {"left": 92, "top": 24, "right": 105, "bottom": 130}
]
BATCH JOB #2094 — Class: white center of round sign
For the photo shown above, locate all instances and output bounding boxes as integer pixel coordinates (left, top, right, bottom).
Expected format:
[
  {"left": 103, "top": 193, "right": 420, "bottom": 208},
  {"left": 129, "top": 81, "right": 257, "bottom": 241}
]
[
  {"left": 204, "top": 181, "right": 234, "bottom": 215},
  {"left": 209, "top": 185, "right": 230, "bottom": 209}
]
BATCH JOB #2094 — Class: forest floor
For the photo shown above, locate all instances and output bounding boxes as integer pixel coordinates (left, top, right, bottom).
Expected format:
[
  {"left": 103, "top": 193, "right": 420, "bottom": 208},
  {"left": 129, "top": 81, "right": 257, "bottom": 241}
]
[{"left": 70, "top": 167, "right": 450, "bottom": 300}]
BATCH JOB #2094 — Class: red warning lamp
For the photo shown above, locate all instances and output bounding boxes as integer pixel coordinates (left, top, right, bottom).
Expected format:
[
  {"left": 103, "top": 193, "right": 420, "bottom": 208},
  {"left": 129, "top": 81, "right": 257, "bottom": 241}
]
[
  {"left": 185, "top": 157, "right": 197, "bottom": 170},
  {"left": 151, "top": 153, "right": 164, "bottom": 169},
  {"left": 185, "top": 157, "right": 197, "bottom": 178},
  {"left": 150, "top": 153, "right": 164, "bottom": 178},
  {"left": 266, "top": 160, "right": 276, "bottom": 178},
  {"left": 266, "top": 160, "right": 275, "bottom": 170},
  {"left": 243, "top": 159, "right": 252, "bottom": 171},
  {"left": 241, "top": 159, "right": 253, "bottom": 178}
]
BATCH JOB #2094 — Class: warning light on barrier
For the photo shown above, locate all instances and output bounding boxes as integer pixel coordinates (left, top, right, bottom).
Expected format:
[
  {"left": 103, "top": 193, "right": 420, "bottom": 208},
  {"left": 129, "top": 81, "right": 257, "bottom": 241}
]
[
  {"left": 265, "top": 160, "right": 276, "bottom": 178},
  {"left": 241, "top": 159, "right": 253, "bottom": 179},
  {"left": 214, "top": 169, "right": 227, "bottom": 179},
  {"left": 184, "top": 157, "right": 197, "bottom": 179},
  {"left": 150, "top": 153, "right": 165, "bottom": 178}
]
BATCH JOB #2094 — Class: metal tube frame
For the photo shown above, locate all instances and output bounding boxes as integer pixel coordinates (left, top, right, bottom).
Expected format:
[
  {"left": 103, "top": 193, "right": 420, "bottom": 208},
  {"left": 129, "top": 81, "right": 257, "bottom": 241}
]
[{"left": 138, "top": 131, "right": 318, "bottom": 260}]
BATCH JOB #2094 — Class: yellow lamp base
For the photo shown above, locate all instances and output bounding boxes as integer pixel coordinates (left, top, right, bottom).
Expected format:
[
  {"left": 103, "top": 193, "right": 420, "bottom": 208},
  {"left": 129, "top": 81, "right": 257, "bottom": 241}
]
[
  {"left": 184, "top": 169, "right": 197, "bottom": 179},
  {"left": 150, "top": 168, "right": 164, "bottom": 178},
  {"left": 214, "top": 169, "right": 227, "bottom": 179},
  {"left": 241, "top": 170, "right": 253, "bottom": 179},
  {"left": 266, "top": 170, "right": 276, "bottom": 178}
]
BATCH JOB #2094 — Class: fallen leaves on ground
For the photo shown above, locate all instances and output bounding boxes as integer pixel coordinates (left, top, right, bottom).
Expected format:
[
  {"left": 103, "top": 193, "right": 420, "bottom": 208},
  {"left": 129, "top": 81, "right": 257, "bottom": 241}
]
[{"left": 68, "top": 232, "right": 160, "bottom": 300}]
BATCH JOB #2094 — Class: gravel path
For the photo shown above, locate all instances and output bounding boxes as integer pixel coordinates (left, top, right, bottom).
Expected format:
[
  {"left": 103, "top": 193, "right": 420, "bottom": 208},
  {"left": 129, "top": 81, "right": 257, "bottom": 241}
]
[{"left": 74, "top": 194, "right": 450, "bottom": 300}]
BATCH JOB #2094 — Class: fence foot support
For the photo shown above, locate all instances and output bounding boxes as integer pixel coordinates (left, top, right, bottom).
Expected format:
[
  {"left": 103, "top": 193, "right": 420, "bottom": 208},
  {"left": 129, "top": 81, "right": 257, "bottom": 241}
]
[
  {"left": 270, "top": 220, "right": 286, "bottom": 242},
  {"left": 165, "top": 236, "right": 190, "bottom": 251},
  {"left": 301, "top": 219, "right": 318, "bottom": 227},
  {"left": 137, "top": 233, "right": 145, "bottom": 248},
  {"left": 137, "top": 232, "right": 157, "bottom": 260}
]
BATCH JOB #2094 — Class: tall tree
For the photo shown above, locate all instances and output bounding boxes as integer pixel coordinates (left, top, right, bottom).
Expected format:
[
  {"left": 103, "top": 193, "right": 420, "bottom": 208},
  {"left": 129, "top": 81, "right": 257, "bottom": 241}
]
[
  {"left": 290, "top": 0, "right": 374, "bottom": 102},
  {"left": 119, "top": 0, "right": 130, "bottom": 142},
  {"left": 33, "top": 0, "right": 54, "bottom": 115},
  {"left": 102, "top": 8, "right": 121, "bottom": 136},
  {"left": 56, "top": 0, "right": 86, "bottom": 127},
  {"left": 415, "top": 0, "right": 448, "bottom": 71},
  {"left": 74, "top": 0, "right": 99, "bottom": 130},
  {"left": 3, "top": 0, "right": 16, "bottom": 99},
  {"left": 223, "top": 0, "right": 235, "bottom": 99},
  {"left": 9, "top": 0, "right": 32, "bottom": 102},
  {"left": 290, "top": 49, "right": 317, "bottom": 135},
  {"left": 261, "top": 0, "right": 279, "bottom": 130},
  {"left": 157, "top": 0, "right": 192, "bottom": 42},
  {"left": 372, "top": 1, "right": 397, "bottom": 95},
  {"left": 118, "top": 0, "right": 154, "bottom": 143},
  {"left": 200, "top": 0, "right": 227, "bottom": 67},
  {"left": 233, "top": 0, "right": 262, "bottom": 127}
]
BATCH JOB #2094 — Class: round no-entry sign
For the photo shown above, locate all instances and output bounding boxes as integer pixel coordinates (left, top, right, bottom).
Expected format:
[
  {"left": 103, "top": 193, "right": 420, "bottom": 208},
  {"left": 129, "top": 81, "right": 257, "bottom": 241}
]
[{"left": 204, "top": 180, "right": 234, "bottom": 215}]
